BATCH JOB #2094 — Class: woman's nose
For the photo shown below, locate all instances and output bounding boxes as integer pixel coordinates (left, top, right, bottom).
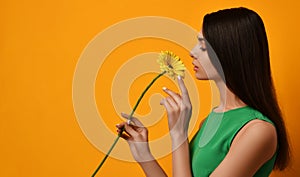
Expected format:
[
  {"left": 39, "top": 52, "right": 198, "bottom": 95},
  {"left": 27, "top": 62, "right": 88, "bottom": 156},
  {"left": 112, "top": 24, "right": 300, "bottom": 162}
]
[{"left": 190, "top": 50, "right": 196, "bottom": 59}]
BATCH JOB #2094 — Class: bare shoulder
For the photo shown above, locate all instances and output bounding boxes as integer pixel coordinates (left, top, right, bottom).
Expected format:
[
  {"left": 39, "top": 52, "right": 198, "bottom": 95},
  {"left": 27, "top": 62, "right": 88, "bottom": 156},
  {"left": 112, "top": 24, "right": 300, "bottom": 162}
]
[
  {"left": 236, "top": 119, "right": 277, "bottom": 144},
  {"left": 211, "top": 119, "right": 278, "bottom": 177},
  {"left": 232, "top": 119, "right": 278, "bottom": 162}
]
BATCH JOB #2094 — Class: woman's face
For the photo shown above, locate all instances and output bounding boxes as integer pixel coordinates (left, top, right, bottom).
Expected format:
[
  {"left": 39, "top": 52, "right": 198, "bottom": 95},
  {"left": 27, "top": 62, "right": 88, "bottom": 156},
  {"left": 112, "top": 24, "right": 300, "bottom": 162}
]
[{"left": 190, "top": 32, "right": 220, "bottom": 81}]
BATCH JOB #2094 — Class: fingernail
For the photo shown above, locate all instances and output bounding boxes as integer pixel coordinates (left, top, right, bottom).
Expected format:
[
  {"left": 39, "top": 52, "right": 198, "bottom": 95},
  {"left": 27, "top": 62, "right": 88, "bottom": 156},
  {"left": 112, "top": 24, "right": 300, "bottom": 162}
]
[
  {"left": 127, "top": 119, "right": 131, "bottom": 125},
  {"left": 116, "top": 124, "right": 120, "bottom": 127},
  {"left": 177, "top": 75, "right": 182, "bottom": 80},
  {"left": 162, "top": 86, "right": 167, "bottom": 90}
]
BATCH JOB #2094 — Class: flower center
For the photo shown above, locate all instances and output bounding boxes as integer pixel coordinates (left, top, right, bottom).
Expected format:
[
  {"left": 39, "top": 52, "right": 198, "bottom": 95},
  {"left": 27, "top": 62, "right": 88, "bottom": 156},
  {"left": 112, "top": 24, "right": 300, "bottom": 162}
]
[
  {"left": 166, "top": 56, "right": 173, "bottom": 69},
  {"left": 167, "top": 63, "right": 173, "bottom": 69}
]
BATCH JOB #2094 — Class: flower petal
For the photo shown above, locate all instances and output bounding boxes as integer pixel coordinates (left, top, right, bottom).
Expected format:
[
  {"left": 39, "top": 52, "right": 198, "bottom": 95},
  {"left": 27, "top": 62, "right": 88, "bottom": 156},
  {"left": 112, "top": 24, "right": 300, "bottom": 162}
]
[{"left": 157, "top": 51, "right": 186, "bottom": 79}]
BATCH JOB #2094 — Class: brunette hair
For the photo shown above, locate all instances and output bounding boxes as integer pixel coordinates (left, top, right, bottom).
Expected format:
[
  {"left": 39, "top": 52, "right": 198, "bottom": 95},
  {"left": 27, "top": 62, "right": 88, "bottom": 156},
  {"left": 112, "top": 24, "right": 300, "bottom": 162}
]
[{"left": 202, "top": 7, "right": 290, "bottom": 170}]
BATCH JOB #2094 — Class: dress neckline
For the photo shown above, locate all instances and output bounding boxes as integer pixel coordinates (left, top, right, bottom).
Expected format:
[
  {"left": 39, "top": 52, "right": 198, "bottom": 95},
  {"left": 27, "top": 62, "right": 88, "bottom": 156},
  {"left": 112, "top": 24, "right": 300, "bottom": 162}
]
[{"left": 212, "top": 105, "right": 249, "bottom": 114}]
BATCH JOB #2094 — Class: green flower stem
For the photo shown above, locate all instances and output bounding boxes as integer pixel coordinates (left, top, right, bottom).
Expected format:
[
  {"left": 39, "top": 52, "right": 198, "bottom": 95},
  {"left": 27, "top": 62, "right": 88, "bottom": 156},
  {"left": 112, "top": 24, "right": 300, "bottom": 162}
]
[{"left": 91, "top": 71, "right": 166, "bottom": 177}]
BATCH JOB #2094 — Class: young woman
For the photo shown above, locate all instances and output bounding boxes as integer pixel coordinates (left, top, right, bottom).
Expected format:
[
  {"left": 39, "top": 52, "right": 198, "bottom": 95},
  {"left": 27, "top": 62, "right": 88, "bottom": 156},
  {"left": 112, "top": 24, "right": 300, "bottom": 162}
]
[{"left": 116, "top": 7, "right": 290, "bottom": 177}]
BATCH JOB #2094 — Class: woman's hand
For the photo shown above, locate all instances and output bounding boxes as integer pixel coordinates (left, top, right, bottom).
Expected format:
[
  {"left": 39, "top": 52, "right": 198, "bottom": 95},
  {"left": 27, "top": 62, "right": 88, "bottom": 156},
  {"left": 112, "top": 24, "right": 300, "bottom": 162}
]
[
  {"left": 116, "top": 113, "right": 154, "bottom": 163},
  {"left": 160, "top": 76, "right": 193, "bottom": 177},
  {"left": 160, "top": 76, "right": 192, "bottom": 146},
  {"left": 117, "top": 113, "right": 168, "bottom": 177}
]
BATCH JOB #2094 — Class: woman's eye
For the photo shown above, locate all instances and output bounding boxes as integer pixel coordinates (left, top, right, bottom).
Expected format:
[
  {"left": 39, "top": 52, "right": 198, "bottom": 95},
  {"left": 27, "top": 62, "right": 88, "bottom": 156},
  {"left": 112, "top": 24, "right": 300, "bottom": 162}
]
[{"left": 200, "top": 46, "right": 207, "bottom": 51}]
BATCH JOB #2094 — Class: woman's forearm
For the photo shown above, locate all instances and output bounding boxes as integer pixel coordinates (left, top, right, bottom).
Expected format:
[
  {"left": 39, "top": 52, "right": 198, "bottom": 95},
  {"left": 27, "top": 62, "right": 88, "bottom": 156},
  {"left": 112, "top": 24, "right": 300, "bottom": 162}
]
[
  {"left": 172, "top": 135, "right": 193, "bottom": 177},
  {"left": 138, "top": 158, "right": 168, "bottom": 177}
]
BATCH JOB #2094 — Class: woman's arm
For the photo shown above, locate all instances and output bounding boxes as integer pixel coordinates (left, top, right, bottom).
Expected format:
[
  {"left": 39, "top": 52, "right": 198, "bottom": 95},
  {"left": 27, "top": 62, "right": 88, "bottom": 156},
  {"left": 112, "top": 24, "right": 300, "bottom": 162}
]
[
  {"left": 160, "top": 76, "right": 193, "bottom": 177},
  {"left": 171, "top": 118, "right": 207, "bottom": 177},
  {"left": 116, "top": 115, "right": 167, "bottom": 177},
  {"left": 210, "top": 119, "right": 277, "bottom": 177},
  {"left": 171, "top": 138, "right": 192, "bottom": 177},
  {"left": 117, "top": 76, "right": 193, "bottom": 177},
  {"left": 138, "top": 159, "right": 168, "bottom": 177}
]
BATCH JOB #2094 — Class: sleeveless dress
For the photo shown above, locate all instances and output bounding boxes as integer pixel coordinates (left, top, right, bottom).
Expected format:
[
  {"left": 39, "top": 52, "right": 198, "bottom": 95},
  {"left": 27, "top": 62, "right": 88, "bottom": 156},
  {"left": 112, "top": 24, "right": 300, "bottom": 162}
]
[{"left": 189, "top": 106, "right": 277, "bottom": 177}]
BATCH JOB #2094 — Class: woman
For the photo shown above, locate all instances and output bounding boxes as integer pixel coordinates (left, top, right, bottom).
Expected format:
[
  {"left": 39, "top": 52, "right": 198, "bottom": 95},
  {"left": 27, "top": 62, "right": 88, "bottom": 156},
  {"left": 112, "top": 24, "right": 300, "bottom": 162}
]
[{"left": 116, "top": 7, "right": 290, "bottom": 177}]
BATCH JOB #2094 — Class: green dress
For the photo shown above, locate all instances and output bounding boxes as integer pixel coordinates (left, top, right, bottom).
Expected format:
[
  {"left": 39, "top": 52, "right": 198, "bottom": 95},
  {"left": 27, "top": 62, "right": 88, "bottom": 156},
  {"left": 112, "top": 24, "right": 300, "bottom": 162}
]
[{"left": 189, "top": 106, "right": 277, "bottom": 177}]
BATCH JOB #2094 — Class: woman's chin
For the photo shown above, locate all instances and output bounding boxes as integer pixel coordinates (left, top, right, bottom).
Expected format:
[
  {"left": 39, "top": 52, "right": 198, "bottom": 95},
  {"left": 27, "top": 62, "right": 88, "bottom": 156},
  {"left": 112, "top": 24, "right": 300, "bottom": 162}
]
[{"left": 195, "top": 73, "right": 209, "bottom": 80}]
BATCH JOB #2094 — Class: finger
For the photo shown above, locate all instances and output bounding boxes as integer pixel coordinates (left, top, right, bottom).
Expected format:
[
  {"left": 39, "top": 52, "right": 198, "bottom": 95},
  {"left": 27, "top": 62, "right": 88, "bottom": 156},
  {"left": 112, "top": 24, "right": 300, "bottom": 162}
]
[
  {"left": 120, "top": 113, "right": 135, "bottom": 125},
  {"left": 120, "top": 133, "right": 130, "bottom": 140},
  {"left": 124, "top": 123, "right": 139, "bottom": 137},
  {"left": 160, "top": 98, "right": 174, "bottom": 115},
  {"left": 165, "top": 96, "right": 178, "bottom": 110},
  {"left": 116, "top": 122, "right": 126, "bottom": 129},
  {"left": 116, "top": 123, "right": 131, "bottom": 140},
  {"left": 120, "top": 112, "right": 131, "bottom": 119},
  {"left": 162, "top": 87, "right": 181, "bottom": 104},
  {"left": 117, "top": 128, "right": 131, "bottom": 140},
  {"left": 117, "top": 120, "right": 145, "bottom": 136},
  {"left": 116, "top": 122, "right": 127, "bottom": 135},
  {"left": 121, "top": 112, "right": 144, "bottom": 127},
  {"left": 116, "top": 122, "right": 139, "bottom": 133},
  {"left": 177, "top": 76, "right": 191, "bottom": 103}
]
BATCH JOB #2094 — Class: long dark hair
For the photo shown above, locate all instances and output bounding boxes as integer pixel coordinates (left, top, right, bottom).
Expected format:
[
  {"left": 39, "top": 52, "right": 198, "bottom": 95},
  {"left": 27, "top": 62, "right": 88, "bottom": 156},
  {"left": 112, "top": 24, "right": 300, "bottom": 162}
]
[{"left": 202, "top": 7, "right": 290, "bottom": 170}]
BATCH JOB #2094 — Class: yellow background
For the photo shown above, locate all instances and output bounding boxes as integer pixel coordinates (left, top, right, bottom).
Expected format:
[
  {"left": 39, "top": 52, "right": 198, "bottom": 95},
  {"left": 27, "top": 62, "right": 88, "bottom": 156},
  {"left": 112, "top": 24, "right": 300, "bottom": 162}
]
[{"left": 1, "top": 0, "right": 299, "bottom": 176}]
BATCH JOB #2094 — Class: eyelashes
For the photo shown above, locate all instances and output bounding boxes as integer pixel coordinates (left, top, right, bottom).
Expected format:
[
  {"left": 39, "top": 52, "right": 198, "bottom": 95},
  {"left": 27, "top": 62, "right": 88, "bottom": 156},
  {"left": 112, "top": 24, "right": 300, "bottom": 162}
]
[{"left": 200, "top": 46, "right": 207, "bottom": 51}]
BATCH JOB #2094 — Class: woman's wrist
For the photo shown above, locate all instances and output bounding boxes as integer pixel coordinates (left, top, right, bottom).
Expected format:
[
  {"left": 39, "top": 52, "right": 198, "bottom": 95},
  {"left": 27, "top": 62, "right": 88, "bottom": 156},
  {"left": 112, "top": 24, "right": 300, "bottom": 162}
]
[
  {"left": 170, "top": 131, "right": 188, "bottom": 150},
  {"left": 129, "top": 147, "right": 155, "bottom": 165},
  {"left": 135, "top": 151, "right": 155, "bottom": 164}
]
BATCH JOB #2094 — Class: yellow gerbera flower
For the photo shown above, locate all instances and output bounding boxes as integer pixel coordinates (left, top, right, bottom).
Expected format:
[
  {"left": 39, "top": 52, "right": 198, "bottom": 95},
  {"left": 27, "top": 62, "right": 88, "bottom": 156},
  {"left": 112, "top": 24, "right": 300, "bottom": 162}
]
[
  {"left": 157, "top": 51, "right": 186, "bottom": 79},
  {"left": 92, "top": 50, "right": 186, "bottom": 176}
]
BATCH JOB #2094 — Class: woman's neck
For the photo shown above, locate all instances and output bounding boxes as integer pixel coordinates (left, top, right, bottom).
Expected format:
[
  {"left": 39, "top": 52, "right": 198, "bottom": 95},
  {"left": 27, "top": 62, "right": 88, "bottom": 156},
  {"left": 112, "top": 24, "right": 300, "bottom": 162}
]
[{"left": 213, "top": 80, "right": 247, "bottom": 113}]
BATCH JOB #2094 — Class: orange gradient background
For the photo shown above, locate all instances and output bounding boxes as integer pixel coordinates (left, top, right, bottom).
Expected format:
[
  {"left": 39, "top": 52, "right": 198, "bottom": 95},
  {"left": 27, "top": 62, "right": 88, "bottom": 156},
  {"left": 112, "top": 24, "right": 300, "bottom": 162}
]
[{"left": 1, "top": 0, "right": 299, "bottom": 177}]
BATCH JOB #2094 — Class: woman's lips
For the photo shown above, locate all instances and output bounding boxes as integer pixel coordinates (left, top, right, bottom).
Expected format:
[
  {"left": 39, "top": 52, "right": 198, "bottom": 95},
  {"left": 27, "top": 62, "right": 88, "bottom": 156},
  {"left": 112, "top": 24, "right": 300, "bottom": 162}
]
[{"left": 193, "top": 66, "right": 199, "bottom": 71}]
